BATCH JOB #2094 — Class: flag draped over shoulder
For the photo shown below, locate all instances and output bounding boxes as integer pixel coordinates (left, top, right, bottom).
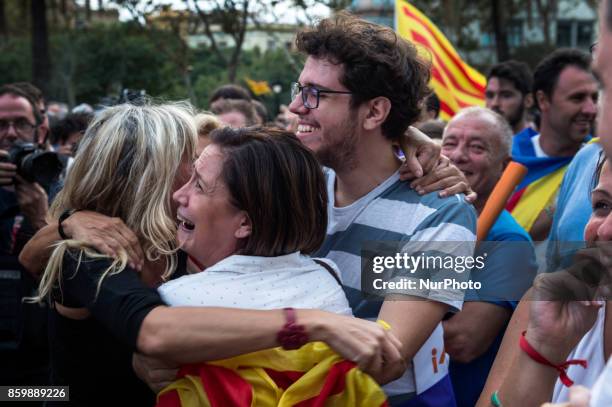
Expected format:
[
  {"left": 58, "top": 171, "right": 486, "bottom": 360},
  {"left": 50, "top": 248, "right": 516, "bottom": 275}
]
[
  {"left": 395, "top": 0, "right": 486, "bottom": 121},
  {"left": 156, "top": 342, "right": 388, "bottom": 407},
  {"left": 505, "top": 128, "right": 577, "bottom": 232}
]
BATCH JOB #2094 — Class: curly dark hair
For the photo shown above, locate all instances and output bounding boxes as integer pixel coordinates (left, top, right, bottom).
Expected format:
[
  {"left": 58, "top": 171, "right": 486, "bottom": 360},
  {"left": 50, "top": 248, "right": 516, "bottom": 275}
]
[
  {"left": 295, "top": 11, "right": 431, "bottom": 141},
  {"left": 487, "top": 60, "right": 533, "bottom": 96}
]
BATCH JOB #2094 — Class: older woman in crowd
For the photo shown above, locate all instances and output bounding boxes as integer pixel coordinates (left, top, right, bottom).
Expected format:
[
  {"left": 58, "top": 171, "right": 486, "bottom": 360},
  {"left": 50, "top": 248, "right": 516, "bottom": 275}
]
[{"left": 160, "top": 126, "right": 352, "bottom": 315}]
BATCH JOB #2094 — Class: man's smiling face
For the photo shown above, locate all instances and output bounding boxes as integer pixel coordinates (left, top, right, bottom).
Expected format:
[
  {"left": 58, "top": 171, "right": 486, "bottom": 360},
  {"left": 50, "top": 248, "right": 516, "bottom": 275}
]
[{"left": 288, "top": 56, "right": 361, "bottom": 170}]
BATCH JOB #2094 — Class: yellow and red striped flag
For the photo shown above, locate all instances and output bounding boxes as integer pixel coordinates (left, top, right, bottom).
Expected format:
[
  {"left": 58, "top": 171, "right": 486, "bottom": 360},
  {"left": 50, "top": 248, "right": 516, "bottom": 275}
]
[
  {"left": 395, "top": 0, "right": 486, "bottom": 121},
  {"left": 156, "top": 342, "right": 388, "bottom": 407},
  {"left": 245, "top": 77, "right": 272, "bottom": 96}
]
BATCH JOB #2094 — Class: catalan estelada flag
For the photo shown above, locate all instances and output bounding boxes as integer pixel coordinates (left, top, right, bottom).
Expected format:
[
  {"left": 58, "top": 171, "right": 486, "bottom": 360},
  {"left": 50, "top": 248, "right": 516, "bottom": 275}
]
[
  {"left": 395, "top": 0, "right": 486, "bottom": 121},
  {"left": 505, "top": 128, "right": 584, "bottom": 232},
  {"left": 156, "top": 342, "right": 388, "bottom": 407},
  {"left": 245, "top": 78, "right": 272, "bottom": 96}
]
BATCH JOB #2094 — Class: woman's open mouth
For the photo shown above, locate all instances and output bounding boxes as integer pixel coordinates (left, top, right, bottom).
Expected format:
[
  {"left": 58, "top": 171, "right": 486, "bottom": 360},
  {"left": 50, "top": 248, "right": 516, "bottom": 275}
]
[{"left": 177, "top": 213, "right": 195, "bottom": 231}]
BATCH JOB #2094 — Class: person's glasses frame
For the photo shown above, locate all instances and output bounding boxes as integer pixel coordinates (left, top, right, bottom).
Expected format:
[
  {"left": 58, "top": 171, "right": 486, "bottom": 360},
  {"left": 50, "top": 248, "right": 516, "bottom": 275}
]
[
  {"left": 291, "top": 82, "right": 352, "bottom": 109},
  {"left": 0, "top": 119, "right": 37, "bottom": 136}
]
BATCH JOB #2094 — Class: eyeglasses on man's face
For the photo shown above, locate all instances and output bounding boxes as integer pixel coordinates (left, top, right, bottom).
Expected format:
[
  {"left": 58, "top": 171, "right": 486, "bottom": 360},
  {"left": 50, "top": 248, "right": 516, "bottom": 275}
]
[
  {"left": 0, "top": 118, "right": 36, "bottom": 137},
  {"left": 290, "top": 82, "right": 352, "bottom": 109}
]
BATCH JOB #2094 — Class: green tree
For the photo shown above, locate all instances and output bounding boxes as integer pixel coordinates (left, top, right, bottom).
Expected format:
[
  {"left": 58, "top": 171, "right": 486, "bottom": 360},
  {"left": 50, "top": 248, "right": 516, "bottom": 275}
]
[{"left": 0, "top": 36, "right": 32, "bottom": 83}]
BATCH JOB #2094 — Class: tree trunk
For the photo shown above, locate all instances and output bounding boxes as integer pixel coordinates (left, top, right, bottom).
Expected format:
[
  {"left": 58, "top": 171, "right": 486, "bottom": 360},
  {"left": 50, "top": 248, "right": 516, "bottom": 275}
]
[
  {"left": 85, "top": 0, "right": 91, "bottom": 21},
  {"left": 31, "top": 0, "right": 51, "bottom": 95},
  {"left": 20, "top": 0, "right": 29, "bottom": 30},
  {"left": 183, "top": 68, "right": 197, "bottom": 106},
  {"left": 227, "top": 63, "right": 237, "bottom": 83},
  {"left": 0, "top": 0, "right": 7, "bottom": 41},
  {"left": 97, "top": 0, "right": 103, "bottom": 11},
  {"left": 49, "top": 0, "right": 59, "bottom": 26},
  {"left": 535, "top": 0, "right": 557, "bottom": 46},
  {"left": 64, "top": 73, "right": 76, "bottom": 108},
  {"left": 227, "top": 0, "right": 249, "bottom": 83},
  {"left": 491, "top": 0, "right": 509, "bottom": 61}
]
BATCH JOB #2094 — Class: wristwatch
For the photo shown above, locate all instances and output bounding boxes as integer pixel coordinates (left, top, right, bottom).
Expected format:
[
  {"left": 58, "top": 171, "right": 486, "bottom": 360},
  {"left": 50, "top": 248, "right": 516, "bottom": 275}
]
[
  {"left": 58, "top": 209, "right": 78, "bottom": 239},
  {"left": 276, "top": 308, "right": 309, "bottom": 350}
]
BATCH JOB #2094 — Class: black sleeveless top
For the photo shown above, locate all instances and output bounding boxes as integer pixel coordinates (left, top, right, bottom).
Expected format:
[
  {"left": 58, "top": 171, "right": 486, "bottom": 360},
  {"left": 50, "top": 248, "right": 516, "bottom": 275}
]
[{"left": 47, "top": 251, "right": 187, "bottom": 406}]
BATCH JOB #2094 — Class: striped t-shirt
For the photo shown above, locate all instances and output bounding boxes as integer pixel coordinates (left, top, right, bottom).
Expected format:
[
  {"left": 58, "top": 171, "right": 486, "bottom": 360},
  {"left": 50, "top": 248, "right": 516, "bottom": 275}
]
[{"left": 316, "top": 169, "right": 477, "bottom": 403}]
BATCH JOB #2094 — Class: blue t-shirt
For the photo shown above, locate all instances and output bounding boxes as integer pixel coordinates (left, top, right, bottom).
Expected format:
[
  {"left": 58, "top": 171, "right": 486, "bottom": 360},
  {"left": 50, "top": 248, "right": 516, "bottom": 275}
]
[
  {"left": 449, "top": 210, "right": 536, "bottom": 407},
  {"left": 546, "top": 142, "right": 601, "bottom": 271}
]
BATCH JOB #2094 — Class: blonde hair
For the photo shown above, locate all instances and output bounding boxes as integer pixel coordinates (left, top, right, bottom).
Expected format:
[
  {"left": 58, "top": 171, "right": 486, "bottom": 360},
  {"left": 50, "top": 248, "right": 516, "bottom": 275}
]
[
  {"left": 32, "top": 101, "right": 197, "bottom": 302},
  {"left": 195, "top": 112, "right": 221, "bottom": 138}
]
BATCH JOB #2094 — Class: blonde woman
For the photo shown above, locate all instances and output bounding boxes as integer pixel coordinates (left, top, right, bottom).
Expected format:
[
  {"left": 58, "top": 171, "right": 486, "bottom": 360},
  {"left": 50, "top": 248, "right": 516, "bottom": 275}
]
[
  {"left": 31, "top": 102, "right": 196, "bottom": 406},
  {"left": 24, "top": 103, "right": 404, "bottom": 406}
]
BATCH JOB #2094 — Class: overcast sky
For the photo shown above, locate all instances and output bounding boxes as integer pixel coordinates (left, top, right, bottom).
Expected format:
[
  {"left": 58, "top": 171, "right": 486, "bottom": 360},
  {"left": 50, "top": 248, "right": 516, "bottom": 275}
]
[{"left": 76, "top": 0, "right": 332, "bottom": 25}]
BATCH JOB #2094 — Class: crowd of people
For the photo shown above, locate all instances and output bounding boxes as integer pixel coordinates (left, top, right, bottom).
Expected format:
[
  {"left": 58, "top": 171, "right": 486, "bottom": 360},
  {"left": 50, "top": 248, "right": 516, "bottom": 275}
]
[{"left": 2, "top": 2, "right": 612, "bottom": 407}]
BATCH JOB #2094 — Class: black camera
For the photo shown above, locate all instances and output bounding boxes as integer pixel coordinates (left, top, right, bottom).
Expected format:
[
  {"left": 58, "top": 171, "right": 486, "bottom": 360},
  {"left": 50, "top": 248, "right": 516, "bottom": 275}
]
[{"left": 0, "top": 142, "right": 63, "bottom": 188}]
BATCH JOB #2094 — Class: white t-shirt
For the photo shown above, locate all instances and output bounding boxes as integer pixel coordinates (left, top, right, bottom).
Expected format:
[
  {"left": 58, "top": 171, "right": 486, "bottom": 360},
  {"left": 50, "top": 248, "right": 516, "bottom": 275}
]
[
  {"left": 158, "top": 252, "right": 352, "bottom": 315},
  {"left": 552, "top": 306, "right": 607, "bottom": 403},
  {"left": 590, "top": 356, "right": 612, "bottom": 406},
  {"left": 531, "top": 134, "right": 551, "bottom": 158}
]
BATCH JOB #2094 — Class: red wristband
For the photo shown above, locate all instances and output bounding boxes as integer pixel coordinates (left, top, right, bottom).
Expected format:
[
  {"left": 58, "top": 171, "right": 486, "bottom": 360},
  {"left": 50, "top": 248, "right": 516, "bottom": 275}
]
[
  {"left": 277, "top": 308, "right": 309, "bottom": 350},
  {"left": 520, "top": 331, "right": 587, "bottom": 387}
]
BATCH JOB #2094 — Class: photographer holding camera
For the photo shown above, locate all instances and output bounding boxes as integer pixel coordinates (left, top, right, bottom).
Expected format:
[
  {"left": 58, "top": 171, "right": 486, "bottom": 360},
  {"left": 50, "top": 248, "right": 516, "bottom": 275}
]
[{"left": 0, "top": 84, "right": 63, "bottom": 390}]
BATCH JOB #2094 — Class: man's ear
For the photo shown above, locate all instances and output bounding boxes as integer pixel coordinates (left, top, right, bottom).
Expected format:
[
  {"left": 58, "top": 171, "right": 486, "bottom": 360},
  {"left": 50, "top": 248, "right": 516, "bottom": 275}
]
[
  {"left": 535, "top": 90, "right": 550, "bottom": 112},
  {"left": 234, "top": 212, "right": 252, "bottom": 239},
  {"left": 363, "top": 96, "right": 392, "bottom": 131},
  {"left": 523, "top": 92, "right": 534, "bottom": 109},
  {"left": 36, "top": 127, "right": 47, "bottom": 145}
]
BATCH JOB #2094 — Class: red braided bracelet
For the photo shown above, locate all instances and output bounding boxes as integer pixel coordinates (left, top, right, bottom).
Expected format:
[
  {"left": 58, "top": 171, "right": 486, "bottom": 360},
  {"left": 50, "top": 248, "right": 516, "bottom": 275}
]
[{"left": 520, "top": 331, "right": 587, "bottom": 387}]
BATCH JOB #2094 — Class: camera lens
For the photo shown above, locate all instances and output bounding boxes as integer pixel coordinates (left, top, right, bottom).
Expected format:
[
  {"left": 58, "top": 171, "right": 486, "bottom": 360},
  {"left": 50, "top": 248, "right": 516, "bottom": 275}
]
[{"left": 19, "top": 151, "right": 63, "bottom": 188}]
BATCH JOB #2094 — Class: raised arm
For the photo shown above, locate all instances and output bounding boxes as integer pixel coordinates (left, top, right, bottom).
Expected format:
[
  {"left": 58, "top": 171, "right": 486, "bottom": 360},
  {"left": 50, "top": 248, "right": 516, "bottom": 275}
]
[
  {"left": 490, "top": 265, "right": 603, "bottom": 407},
  {"left": 19, "top": 222, "right": 60, "bottom": 276},
  {"left": 138, "top": 306, "right": 401, "bottom": 368},
  {"left": 397, "top": 127, "right": 476, "bottom": 203},
  {"left": 475, "top": 290, "right": 531, "bottom": 407},
  {"left": 398, "top": 126, "right": 441, "bottom": 179},
  {"left": 59, "top": 252, "right": 404, "bottom": 385},
  {"left": 133, "top": 306, "right": 405, "bottom": 392},
  {"left": 409, "top": 155, "right": 477, "bottom": 202},
  {"left": 19, "top": 210, "right": 144, "bottom": 277}
]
